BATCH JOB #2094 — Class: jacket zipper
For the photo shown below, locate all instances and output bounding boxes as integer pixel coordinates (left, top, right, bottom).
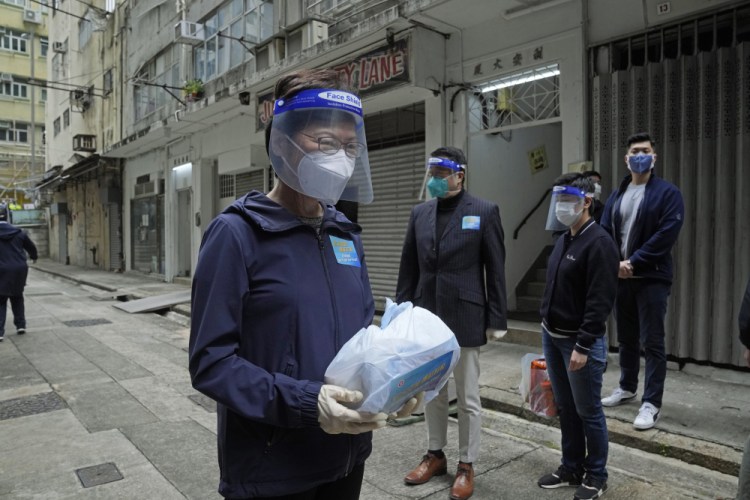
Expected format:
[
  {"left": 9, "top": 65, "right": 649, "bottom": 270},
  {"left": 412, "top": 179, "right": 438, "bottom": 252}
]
[{"left": 317, "top": 227, "right": 353, "bottom": 476}]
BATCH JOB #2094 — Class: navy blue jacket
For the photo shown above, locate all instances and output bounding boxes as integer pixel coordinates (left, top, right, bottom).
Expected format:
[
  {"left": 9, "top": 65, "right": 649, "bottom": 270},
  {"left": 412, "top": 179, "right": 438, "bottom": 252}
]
[
  {"left": 540, "top": 219, "right": 619, "bottom": 354},
  {"left": 189, "top": 192, "right": 375, "bottom": 498},
  {"left": 600, "top": 173, "right": 684, "bottom": 283},
  {"left": 740, "top": 278, "right": 750, "bottom": 349},
  {"left": 396, "top": 190, "right": 507, "bottom": 347},
  {"left": 0, "top": 222, "right": 37, "bottom": 296}
]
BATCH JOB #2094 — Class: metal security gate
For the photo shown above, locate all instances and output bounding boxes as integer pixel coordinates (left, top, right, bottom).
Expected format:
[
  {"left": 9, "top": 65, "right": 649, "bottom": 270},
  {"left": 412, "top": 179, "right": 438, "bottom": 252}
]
[
  {"left": 235, "top": 169, "right": 267, "bottom": 197},
  {"left": 590, "top": 9, "right": 750, "bottom": 366},
  {"left": 358, "top": 142, "right": 425, "bottom": 314},
  {"left": 108, "top": 203, "right": 122, "bottom": 271}
]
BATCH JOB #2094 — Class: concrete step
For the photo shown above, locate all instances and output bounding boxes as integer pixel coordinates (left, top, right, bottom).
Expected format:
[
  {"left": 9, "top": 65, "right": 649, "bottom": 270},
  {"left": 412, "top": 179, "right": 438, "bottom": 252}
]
[
  {"left": 493, "top": 319, "right": 541, "bottom": 348},
  {"left": 535, "top": 268, "right": 547, "bottom": 282},
  {"left": 516, "top": 295, "right": 541, "bottom": 312},
  {"left": 524, "top": 281, "right": 545, "bottom": 297}
]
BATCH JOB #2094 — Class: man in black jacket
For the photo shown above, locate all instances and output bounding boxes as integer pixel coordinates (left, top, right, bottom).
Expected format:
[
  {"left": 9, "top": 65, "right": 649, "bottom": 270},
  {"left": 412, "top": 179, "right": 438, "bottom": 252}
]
[
  {"left": 398, "top": 146, "right": 507, "bottom": 500},
  {"left": 537, "top": 173, "right": 619, "bottom": 500},
  {"left": 0, "top": 202, "right": 38, "bottom": 342}
]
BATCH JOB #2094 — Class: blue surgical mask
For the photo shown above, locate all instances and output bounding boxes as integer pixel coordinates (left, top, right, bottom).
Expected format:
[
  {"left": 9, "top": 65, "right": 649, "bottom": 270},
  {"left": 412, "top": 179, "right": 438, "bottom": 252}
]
[
  {"left": 427, "top": 176, "right": 449, "bottom": 198},
  {"left": 628, "top": 154, "right": 654, "bottom": 174}
]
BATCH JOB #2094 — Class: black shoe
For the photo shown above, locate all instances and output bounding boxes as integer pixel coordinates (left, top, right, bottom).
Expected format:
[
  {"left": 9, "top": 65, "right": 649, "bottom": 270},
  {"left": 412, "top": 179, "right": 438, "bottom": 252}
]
[
  {"left": 17, "top": 328, "right": 25, "bottom": 335},
  {"left": 538, "top": 466, "right": 582, "bottom": 489},
  {"left": 574, "top": 474, "right": 608, "bottom": 499}
]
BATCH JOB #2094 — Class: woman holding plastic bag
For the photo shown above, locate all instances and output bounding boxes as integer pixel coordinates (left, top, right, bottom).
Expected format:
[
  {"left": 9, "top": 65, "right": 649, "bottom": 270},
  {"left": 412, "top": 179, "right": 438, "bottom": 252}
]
[
  {"left": 189, "top": 69, "right": 417, "bottom": 500},
  {"left": 537, "top": 173, "right": 619, "bottom": 500}
]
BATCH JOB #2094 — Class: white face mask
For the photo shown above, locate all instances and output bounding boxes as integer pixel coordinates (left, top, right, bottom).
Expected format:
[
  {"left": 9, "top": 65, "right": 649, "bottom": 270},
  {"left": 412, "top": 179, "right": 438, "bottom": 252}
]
[
  {"left": 297, "top": 150, "right": 356, "bottom": 204},
  {"left": 555, "top": 201, "right": 583, "bottom": 227},
  {"left": 594, "top": 183, "right": 602, "bottom": 199}
]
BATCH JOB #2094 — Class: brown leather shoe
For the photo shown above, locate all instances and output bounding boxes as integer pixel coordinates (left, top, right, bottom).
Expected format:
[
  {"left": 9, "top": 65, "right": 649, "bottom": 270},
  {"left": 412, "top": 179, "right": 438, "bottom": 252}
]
[
  {"left": 449, "top": 462, "right": 474, "bottom": 500},
  {"left": 404, "top": 453, "right": 448, "bottom": 485}
]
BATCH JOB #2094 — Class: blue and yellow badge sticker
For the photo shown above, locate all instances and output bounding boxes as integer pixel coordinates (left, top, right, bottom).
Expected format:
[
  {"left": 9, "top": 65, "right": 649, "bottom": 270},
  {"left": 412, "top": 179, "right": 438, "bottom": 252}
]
[
  {"left": 329, "top": 235, "right": 361, "bottom": 267},
  {"left": 462, "top": 216, "right": 481, "bottom": 230}
]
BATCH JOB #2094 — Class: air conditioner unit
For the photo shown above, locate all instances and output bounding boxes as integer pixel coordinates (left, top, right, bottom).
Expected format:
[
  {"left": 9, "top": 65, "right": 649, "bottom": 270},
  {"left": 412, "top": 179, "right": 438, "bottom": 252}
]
[
  {"left": 301, "top": 20, "right": 328, "bottom": 49},
  {"left": 23, "top": 9, "right": 43, "bottom": 24},
  {"left": 174, "top": 20, "right": 205, "bottom": 45},
  {"left": 73, "top": 134, "right": 97, "bottom": 152},
  {"left": 52, "top": 41, "right": 67, "bottom": 53},
  {"left": 0, "top": 73, "right": 13, "bottom": 82}
]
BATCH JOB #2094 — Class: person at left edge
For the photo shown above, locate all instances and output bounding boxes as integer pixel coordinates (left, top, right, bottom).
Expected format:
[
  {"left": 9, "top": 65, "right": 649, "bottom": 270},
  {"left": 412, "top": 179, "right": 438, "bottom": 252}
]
[
  {"left": 398, "top": 147, "right": 507, "bottom": 500},
  {"left": 0, "top": 202, "right": 38, "bottom": 342},
  {"left": 189, "top": 69, "right": 418, "bottom": 500}
]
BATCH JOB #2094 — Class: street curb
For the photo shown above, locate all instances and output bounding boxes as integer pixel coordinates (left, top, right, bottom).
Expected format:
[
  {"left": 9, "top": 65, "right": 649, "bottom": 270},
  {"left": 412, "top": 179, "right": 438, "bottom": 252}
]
[
  {"left": 31, "top": 266, "right": 118, "bottom": 293},
  {"left": 479, "top": 386, "right": 741, "bottom": 477}
]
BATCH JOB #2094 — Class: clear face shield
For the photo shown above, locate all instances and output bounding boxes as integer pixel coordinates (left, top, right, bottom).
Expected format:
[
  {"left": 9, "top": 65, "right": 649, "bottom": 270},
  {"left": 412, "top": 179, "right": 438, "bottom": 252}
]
[
  {"left": 545, "top": 185, "right": 587, "bottom": 231},
  {"left": 421, "top": 157, "right": 465, "bottom": 200},
  {"left": 268, "top": 89, "right": 373, "bottom": 205}
]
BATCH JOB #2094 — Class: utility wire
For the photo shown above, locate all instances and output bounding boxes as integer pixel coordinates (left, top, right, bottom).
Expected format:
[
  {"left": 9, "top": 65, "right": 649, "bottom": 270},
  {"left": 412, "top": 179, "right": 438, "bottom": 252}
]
[
  {"left": 26, "top": 0, "right": 90, "bottom": 21},
  {"left": 29, "top": 77, "right": 107, "bottom": 94},
  {"left": 24, "top": 79, "right": 108, "bottom": 98}
]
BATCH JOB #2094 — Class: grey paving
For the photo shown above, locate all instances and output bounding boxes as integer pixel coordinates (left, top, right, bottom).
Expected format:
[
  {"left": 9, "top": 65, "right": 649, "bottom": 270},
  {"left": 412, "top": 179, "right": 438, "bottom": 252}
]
[{"left": 0, "top": 259, "right": 742, "bottom": 499}]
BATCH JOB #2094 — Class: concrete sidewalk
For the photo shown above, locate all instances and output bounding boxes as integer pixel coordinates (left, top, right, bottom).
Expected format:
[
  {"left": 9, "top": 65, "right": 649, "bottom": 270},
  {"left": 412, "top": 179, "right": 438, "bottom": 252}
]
[{"left": 28, "top": 258, "right": 750, "bottom": 477}]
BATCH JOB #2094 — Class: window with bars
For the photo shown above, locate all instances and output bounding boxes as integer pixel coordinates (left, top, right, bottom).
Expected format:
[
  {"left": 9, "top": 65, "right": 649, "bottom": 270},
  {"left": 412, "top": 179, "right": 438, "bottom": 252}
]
[
  {"left": 468, "top": 63, "right": 561, "bottom": 134},
  {"left": 219, "top": 174, "right": 235, "bottom": 198},
  {"left": 134, "top": 45, "right": 180, "bottom": 121},
  {"left": 0, "top": 80, "right": 28, "bottom": 99}
]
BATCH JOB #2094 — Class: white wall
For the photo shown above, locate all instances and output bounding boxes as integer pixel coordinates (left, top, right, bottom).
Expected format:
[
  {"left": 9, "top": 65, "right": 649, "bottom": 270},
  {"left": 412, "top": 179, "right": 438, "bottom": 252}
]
[{"left": 468, "top": 123, "right": 562, "bottom": 308}]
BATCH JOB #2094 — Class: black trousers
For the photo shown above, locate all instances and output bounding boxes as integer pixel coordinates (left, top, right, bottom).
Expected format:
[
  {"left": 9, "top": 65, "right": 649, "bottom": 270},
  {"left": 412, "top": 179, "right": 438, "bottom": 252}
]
[
  {"left": 0, "top": 295, "right": 25, "bottom": 335},
  {"left": 241, "top": 463, "right": 365, "bottom": 500}
]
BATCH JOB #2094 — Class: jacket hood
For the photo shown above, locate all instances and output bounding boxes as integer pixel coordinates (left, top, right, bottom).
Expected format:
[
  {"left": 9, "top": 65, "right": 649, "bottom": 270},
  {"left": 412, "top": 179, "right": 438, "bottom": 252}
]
[
  {"left": 0, "top": 223, "right": 21, "bottom": 240},
  {"left": 225, "top": 191, "right": 360, "bottom": 233}
]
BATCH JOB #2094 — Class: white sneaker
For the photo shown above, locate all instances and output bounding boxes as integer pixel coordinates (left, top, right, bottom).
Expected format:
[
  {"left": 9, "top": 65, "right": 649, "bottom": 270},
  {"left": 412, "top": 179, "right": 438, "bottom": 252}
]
[
  {"left": 601, "top": 387, "right": 637, "bottom": 407},
  {"left": 633, "top": 402, "right": 660, "bottom": 430}
]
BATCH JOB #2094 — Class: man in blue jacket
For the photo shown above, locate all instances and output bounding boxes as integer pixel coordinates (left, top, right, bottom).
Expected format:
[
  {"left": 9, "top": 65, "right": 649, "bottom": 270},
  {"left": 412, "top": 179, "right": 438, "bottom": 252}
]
[
  {"left": 0, "top": 202, "right": 38, "bottom": 342},
  {"left": 600, "top": 132, "right": 684, "bottom": 431}
]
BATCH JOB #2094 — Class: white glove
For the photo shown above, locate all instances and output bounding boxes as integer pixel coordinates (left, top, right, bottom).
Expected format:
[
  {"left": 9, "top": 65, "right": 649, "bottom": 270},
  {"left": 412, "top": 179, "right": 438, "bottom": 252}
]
[
  {"left": 487, "top": 328, "right": 508, "bottom": 340},
  {"left": 390, "top": 391, "right": 425, "bottom": 419},
  {"left": 317, "top": 385, "right": 388, "bottom": 435}
]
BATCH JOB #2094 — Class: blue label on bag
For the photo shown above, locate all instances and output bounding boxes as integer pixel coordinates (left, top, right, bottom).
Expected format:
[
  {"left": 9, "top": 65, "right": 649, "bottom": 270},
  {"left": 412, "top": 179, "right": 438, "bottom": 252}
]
[
  {"left": 381, "top": 351, "right": 454, "bottom": 414},
  {"left": 462, "top": 215, "right": 480, "bottom": 230},
  {"left": 329, "top": 235, "right": 361, "bottom": 267}
]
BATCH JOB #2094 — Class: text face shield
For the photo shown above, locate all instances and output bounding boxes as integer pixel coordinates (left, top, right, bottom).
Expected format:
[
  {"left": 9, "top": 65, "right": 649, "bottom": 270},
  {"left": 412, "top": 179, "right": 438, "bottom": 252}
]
[
  {"left": 545, "top": 185, "right": 586, "bottom": 231},
  {"left": 269, "top": 89, "right": 373, "bottom": 205}
]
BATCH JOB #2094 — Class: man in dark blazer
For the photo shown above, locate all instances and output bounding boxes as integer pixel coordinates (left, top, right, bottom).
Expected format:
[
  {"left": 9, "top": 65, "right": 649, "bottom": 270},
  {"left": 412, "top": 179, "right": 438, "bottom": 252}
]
[{"left": 398, "top": 146, "right": 507, "bottom": 500}]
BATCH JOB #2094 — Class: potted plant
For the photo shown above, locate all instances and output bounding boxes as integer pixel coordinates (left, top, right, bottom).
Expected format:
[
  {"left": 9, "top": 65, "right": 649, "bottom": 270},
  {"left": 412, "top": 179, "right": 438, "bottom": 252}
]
[{"left": 183, "top": 79, "right": 204, "bottom": 101}]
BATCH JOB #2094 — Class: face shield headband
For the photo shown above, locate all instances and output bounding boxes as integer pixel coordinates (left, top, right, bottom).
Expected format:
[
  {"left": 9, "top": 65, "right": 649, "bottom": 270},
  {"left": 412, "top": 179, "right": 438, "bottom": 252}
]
[
  {"left": 546, "top": 185, "right": 587, "bottom": 231},
  {"left": 269, "top": 89, "right": 373, "bottom": 205},
  {"left": 422, "top": 157, "right": 466, "bottom": 199}
]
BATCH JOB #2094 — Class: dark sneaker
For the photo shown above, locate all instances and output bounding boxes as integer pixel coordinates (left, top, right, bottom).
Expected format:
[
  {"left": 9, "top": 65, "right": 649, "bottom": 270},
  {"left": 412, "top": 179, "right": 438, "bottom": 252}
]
[
  {"left": 17, "top": 328, "right": 25, "bottom": 335},
  {"left": 574, "top": 475, "right": 608, "bottom": 499},
  {"left": 538, "top": 466, "right": 582, "bottom": 489}
]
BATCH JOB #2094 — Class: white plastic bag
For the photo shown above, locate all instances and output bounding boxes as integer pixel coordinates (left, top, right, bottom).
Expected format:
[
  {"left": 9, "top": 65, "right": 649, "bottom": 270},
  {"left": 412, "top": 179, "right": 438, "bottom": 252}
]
[{"left": 325, "top": 299, "right": 460, "bottom": 414}]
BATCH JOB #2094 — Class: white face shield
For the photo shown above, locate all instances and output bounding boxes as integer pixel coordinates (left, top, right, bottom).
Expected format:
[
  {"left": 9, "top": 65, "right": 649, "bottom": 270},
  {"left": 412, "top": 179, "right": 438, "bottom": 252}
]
[
  {"left": 545, "top": 185, "right": 587, "bottom": 231},
  {"left": 268, "top": 89, "right": 373, "bottom": 205}
]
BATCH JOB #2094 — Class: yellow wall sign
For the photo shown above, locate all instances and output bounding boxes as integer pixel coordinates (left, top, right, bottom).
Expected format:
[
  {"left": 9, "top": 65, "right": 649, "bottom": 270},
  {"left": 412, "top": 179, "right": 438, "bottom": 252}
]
[{"left": 528, "top": 146, "right": 548, "bottom": 174}]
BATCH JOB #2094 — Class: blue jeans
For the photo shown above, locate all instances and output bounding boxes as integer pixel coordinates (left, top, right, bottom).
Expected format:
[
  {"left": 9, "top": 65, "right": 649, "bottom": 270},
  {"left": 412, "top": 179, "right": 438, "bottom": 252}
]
[
  {"left": 0, "top": 295, "right": 26, "bottom": 336},
  {"left": 615, "top": 279, "right": 671, "bottom": 408},
  {"left": 542, "top": 327, "right": 608, "bottom": 481}
]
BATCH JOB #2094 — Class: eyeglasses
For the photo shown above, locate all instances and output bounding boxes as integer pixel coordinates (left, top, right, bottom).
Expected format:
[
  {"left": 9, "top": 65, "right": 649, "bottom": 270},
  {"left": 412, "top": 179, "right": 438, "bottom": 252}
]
[{"left": 300, "top": 133, "right": 366, "bottom": 159}]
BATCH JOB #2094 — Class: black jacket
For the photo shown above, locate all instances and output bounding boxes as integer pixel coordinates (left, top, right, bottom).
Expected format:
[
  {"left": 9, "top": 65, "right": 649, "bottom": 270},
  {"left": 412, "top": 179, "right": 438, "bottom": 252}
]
[
  {"left": 540, "top": 219, "right": 619, "bottom": 354},
  {"left": 396, "top": 190, "right": 507, "bottom": 347},
  {"left": 740, "top": 277, "right": 750, "bottom": 349},
  {"left": 0, "top": 222, "right": 37, "bottom": 296}
]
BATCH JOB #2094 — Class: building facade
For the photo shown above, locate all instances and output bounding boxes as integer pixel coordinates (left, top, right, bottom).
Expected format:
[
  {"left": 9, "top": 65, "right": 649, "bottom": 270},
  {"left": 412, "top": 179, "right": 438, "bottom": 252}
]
[
  {"left": 45, "top": 0, "right": 750, "bottom": 366},
  {"left": 0, "top": 0, "right": 48, "bottom": 207}
]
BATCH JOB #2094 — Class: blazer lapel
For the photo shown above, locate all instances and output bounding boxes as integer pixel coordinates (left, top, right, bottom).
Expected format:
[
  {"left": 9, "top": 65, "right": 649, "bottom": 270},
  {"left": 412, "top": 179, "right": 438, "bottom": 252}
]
[{"left": 427, "top": 199, "right": 437, "bottom": 247}]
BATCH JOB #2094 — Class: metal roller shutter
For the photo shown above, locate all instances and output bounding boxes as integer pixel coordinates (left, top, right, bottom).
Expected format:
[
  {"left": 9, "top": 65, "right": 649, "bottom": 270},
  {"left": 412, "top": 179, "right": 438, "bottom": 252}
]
[
  {"left": 358, "top": 142, "right": 425, "bottom": 313},
  {"left": 235, "top": 169, "right": 266, "bottom": 197}
]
